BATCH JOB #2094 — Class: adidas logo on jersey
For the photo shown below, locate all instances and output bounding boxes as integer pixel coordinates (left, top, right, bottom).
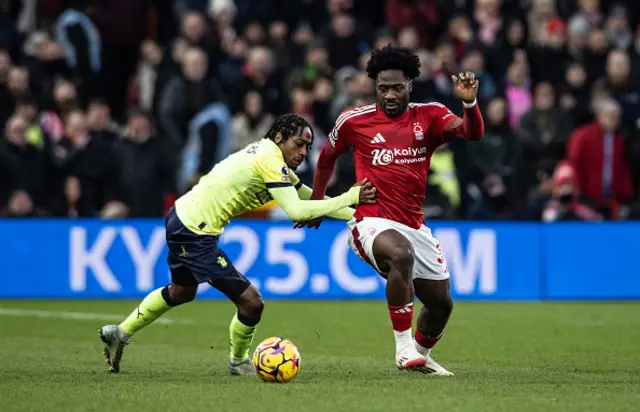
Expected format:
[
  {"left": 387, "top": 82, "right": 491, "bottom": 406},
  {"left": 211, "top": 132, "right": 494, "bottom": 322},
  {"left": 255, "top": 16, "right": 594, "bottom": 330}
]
[{"left": 371, "top": 133, "right": 386, "bottom": 144}]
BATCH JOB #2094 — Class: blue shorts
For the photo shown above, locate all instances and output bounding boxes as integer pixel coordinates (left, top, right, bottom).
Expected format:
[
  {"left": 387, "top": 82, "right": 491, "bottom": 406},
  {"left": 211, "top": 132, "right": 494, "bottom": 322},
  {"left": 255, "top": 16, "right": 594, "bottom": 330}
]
[{"left": 165, "top": 207, "right": 251, "bottom": 299}]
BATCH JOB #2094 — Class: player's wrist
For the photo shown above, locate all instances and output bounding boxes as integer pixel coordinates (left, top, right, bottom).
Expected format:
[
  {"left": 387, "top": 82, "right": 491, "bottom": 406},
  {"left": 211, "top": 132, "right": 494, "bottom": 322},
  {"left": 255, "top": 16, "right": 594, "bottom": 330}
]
[
  {"left": 462, "top": 99, "right": 477, "bottom": 108},
  {"left": 348, "top": 186, "right": 361, "bottom": 204}
]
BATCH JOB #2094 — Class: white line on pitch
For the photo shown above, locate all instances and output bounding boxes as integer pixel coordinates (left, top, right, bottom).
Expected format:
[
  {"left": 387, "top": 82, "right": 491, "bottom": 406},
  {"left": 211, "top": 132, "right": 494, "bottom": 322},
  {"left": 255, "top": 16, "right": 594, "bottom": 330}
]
[{"left": 0, "top": 308, "right": 194, "bottom": 325}]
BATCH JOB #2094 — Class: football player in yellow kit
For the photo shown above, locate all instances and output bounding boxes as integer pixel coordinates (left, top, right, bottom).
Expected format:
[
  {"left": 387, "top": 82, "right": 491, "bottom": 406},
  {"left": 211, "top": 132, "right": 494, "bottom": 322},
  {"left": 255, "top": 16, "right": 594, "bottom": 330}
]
[{"left": 99, "top": 114, "right": 376, "bottom": 375}]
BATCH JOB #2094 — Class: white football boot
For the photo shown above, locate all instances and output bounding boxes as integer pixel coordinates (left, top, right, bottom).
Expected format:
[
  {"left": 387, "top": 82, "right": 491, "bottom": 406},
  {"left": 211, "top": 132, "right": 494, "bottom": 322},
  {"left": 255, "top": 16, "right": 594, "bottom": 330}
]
[
  {"left": 415, "top": 345, "right": 454, "bottom": 376},
  {"left": 99, "top": 325, "right": 130, "bottom": 373},
  {"left": 228, "top": 356, "right": 256, "bottom": 376},
  {"left": 396, "top": 345, "right": 428, "bottom": 371}
]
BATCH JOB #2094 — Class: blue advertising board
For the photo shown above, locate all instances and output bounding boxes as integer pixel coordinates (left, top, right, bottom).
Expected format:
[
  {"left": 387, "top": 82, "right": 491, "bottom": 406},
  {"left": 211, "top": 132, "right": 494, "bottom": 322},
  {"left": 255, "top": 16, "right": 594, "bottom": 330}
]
[{"left": 0, "top": 219, "right": 637, "bottom": 300}]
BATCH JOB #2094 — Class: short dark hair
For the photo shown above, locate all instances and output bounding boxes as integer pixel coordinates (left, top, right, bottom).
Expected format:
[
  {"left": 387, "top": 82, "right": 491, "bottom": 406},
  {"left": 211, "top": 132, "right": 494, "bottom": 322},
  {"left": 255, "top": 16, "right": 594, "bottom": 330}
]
[
  {"left": 265, "top": 114, "right": 313, "bottom": 143},
  {"left": 365, "top": 45, "right": 421, "bottom": 81}
]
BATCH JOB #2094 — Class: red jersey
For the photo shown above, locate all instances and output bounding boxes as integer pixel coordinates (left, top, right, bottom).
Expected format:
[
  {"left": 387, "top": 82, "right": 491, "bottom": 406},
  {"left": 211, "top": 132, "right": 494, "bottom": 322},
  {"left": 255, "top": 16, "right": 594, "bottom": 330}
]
[{"left": 328, "top": 103, "right": 458, "bottom": 229}]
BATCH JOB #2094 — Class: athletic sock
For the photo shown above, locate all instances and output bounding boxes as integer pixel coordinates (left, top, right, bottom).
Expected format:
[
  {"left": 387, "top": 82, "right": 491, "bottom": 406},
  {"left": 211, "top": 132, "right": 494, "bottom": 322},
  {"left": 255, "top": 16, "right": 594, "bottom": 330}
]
[
  {"left": 415, "top": 330, "right": 444, "bottom": 355},
  {"left": 388, "top": 302, "right": 414, "bottom": 351},
  {"left": 229, "top": 312, "right": 259, "bottom": 361},
  {"left": 120, "top": 286, "right": 175, "bottom": 336}
]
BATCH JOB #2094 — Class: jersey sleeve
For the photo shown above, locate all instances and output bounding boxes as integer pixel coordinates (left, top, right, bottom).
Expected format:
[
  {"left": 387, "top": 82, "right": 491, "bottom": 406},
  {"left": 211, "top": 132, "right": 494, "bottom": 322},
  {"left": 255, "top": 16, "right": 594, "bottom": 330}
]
[
  {"left": 290, "top": 169, "right": 302, "bottom": 190},
  {"left": 327, "top": 110, "right": 355, "bottom": 153},
  {"left": 421, "top": 102, "right": 458, "bottom": 145},
  {"left": 255, "top": 153, "right": 294, "bottom": 189}
]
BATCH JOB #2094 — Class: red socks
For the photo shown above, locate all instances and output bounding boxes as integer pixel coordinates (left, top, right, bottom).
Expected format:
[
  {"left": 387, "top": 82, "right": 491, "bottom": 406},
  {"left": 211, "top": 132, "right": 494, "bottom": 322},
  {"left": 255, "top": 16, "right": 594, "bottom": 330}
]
[
  {"left": 415, "top": 329, "right": 444, "bottom": 349},
  {"left": 388, "top": 303, "right": 414, "bottom": 332}
]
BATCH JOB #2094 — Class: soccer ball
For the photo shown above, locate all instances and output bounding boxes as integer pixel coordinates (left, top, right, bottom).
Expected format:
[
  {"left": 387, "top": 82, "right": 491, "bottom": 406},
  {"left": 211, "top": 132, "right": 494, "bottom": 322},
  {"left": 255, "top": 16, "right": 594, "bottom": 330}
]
[{"left": 253, "top": 337, "right": 301, "bottom": 383}]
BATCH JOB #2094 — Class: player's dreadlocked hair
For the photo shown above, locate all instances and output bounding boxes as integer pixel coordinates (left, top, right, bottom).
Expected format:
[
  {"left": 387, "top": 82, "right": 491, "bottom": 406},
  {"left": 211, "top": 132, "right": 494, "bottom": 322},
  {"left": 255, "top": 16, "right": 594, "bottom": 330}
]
[
  {"left": 365, "top": 45, "right": 421, "bottom": 81},
  {"left": 264, "top": 114, "right": 314, "bottom": 143}
]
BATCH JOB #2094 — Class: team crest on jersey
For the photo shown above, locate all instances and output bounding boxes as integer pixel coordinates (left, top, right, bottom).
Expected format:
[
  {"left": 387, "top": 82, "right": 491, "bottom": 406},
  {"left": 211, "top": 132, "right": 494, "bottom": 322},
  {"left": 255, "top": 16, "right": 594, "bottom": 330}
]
[{"left": 413, "top": 123, "right": 424, "bottom": 140}]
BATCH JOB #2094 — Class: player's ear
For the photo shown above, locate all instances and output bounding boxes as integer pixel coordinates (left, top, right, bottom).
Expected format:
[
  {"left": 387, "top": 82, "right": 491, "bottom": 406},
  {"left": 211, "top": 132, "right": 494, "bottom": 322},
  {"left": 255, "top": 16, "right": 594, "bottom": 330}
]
[
  {"left": 274, "top": 132, "right": 283, "bottom": 144},
  {"left": 407, "top": 80, "right": 413, "bottom": 93}
]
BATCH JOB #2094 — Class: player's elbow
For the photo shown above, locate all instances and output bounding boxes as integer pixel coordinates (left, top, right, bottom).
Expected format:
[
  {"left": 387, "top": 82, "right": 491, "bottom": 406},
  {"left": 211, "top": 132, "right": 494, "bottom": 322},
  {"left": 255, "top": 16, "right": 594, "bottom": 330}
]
[
  {"left": 280, "top": 203, "right": 309, "bottom": 222},
  {"left": 284, "top": 209, "right": 312, "bottom": 222},
  {"left": 464, "top": 124, "right": 485, "bottom": 141}
]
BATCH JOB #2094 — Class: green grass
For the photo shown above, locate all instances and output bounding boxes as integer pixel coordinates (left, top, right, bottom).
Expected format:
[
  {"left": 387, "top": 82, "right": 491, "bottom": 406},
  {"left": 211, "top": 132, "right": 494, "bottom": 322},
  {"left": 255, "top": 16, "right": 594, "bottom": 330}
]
[{"left": 0, "top": 300, "right": 639, "bottom": 412}]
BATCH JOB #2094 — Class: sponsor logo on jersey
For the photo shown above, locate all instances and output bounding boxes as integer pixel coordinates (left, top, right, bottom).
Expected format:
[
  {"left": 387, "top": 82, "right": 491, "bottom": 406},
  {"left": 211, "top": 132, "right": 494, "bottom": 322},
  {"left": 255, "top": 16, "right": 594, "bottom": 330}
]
[{"left": 371, "top": 147, "right": 428, "bottom": 166}]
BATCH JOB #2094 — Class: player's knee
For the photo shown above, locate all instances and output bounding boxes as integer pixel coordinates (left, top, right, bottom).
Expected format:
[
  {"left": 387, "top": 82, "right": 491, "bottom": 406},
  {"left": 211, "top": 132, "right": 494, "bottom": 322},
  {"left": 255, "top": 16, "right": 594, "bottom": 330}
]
[
  {"left": 237, "top": 287, "right": 264, "bottom": 319},
  {"left": 439, "top": 294, "right": 453, "bottom": 317},
  {"left": 168, "top": 284, "right": 197, "bottom": 305},
  {"left": 389, "top": 245, "right": 414, "bottom": 275}
]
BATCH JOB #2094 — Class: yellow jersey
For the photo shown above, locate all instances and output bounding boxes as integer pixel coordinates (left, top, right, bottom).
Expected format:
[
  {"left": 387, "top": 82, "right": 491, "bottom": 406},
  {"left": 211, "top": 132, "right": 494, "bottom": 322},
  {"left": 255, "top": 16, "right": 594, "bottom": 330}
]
[{"left": 175, "top": 138, "right": 356, "bottom": 235}]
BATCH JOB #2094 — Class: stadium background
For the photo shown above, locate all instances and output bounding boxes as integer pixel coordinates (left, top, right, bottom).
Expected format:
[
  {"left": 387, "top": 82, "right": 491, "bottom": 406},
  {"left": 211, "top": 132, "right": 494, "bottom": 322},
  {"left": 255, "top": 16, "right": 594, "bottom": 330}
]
[{"left": 1, "top": 0, "right": 640, "bottom": 301}]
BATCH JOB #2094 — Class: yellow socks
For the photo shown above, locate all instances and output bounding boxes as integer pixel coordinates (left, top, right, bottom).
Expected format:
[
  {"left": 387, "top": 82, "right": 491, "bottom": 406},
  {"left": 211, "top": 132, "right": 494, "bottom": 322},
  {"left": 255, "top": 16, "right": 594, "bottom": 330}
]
[
  {"left": 229, "top": 312, "right": 259, "bottom": 360},
  {"left": 120, "top": 287, "right": 173, "bottom": 336}
]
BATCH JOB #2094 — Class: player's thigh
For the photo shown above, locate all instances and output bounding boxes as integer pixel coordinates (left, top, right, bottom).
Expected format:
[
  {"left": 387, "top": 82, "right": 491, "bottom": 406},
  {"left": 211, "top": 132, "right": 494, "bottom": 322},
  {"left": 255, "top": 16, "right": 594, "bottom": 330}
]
[
  {"left": 408, "top": 226, "right": 450, "bottom": 282},
  {"left": 347, "top": 218, "right": 412, "bottom": 275},
  {"left": 166, "top": 209, "right": 251, "bottom": 300}
]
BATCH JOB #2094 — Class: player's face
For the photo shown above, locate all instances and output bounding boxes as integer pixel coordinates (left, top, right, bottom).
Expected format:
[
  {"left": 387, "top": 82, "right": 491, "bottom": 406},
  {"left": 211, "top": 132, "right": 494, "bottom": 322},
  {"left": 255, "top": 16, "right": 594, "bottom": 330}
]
[
  {"left": 276, "top": 126, "right": 312, "bottom": 169},
  {"left": 376, "top": 70, "right": 412, "bottom": 117}
]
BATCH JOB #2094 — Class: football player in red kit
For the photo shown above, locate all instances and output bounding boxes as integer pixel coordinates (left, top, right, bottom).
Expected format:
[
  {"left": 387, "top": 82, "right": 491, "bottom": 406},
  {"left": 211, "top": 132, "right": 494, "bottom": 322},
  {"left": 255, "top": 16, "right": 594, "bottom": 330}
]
[{"left": 301, "top": 46, "right": 485, "bottom": 374}]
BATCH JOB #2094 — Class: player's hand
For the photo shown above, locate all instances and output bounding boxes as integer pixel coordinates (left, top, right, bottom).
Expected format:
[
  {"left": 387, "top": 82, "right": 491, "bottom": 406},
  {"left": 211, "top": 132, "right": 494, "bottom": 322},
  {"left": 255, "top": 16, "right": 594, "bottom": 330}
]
[
  {"left": 452, "top": 71, "right": 479, "bottom": 104},
  {"left": 293, "top": 217, "right": 324, "bottom": 230},
  {"left": 354, "top": 178, "right": 376, "bottom": 204}
]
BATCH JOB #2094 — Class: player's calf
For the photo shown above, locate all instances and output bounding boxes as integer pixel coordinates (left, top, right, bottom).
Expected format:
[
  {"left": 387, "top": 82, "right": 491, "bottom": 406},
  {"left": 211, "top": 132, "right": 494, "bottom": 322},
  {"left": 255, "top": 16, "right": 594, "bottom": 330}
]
[
  {"left": 226, "top": 285, "right": 264, "bottom": 375},
  {"left": 99, "top": 284, "right": 195, "bottom": 373}
]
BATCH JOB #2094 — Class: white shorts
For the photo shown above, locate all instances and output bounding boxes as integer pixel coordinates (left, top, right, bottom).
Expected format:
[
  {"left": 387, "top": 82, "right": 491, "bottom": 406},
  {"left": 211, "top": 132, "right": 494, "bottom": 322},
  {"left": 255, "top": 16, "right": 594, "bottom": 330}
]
[{"left": 347, "top": 217, "right": 450, "bottom": 281}]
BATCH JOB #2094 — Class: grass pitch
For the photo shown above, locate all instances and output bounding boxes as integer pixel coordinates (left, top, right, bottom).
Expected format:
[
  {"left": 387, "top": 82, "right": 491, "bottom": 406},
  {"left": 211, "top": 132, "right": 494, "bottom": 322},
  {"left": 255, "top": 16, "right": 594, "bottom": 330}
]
[{"left": 0, "top": 300, "right": 638, "bottom": 412}]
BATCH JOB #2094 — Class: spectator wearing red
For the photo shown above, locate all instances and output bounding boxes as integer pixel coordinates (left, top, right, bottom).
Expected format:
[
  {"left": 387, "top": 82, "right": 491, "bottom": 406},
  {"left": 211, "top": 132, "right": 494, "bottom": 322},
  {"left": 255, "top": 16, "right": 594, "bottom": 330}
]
[
  {"left": 542, "top": 160, "right": 602, "bottom": 222},
  {"left": 566, "top": 98, "right": 634, "bottom": 219}
]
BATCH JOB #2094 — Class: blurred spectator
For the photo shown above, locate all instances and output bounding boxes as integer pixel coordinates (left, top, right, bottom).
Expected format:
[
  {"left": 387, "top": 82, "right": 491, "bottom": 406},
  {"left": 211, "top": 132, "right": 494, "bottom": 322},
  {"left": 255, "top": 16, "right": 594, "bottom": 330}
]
[
  {"left": 504, "top": 59, "right": 532, "bottom": 131},
  {"left": 558, "top": 62, "right": 592, "bottom": 127},
  {"left": 519, "top": 82, "right": 574, "bottom": 193},
  {"left": 324, "top": 12, "right": 363, "bottom": 70},
  {"left": 158, "top": 47, "right": 225, "bottom": 149},
  {"left": 0, "top": 49, "right": 14, "bottom": 127},
  {"left": 53, "top": 110, "right": 117, "bottom": 217},
  {"left": 600, "top": 50, "right": 640, "bottom": 133},
  {"left": 566, "top": 98, "right": 634, "bottom": 219},
  {"left": 230, "top": 46, "right": 286, "bottom": 115},
  {"left": 87, "top": 98, "right": 119, "bottom": 143},
  {"left": 527, "top": 0, "right": 557, "bottom": 47},
  {"left": 575, "top": 0, "right": 603, "bottom": 29},
  {"left": 466, "top": 97, "right": 521, "bottom": 203},
  {"left": 471, "top": 0, "right": 503, "bottom": 47},
  {"left": 459, "top": 48, "right": 496, "bottom": 102},
  {"left": 231, "top": 91, "right": 274, "bottom": 151},
  {"left": 542, "top": 161, "right": 602, "bottom": 222},
  {"left": 603, "top": 4, "right": 631, "bottom": 51},
  {"left": 0, "top": 114, "right": 59, "bottom": 216},
  {"left": 485, "top": 18, "right": 528, "bottom": 83},
  {"left": 447, "top": 15, "right": 476, "bottom": 61},
  {"left": 110, "top": 110, "right": 176, "bottom": 217},
  {"left": 584, "top": 28, "right": 609, "bottom": 83}
]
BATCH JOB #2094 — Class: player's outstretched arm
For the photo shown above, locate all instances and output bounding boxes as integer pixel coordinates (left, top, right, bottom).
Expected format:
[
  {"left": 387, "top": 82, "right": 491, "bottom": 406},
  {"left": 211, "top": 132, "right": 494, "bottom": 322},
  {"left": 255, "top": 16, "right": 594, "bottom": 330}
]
[
  {"left": 269, "top": 179, "right": 375, "bottom": 222},
  {"left": 444, "top": 71, "right": 485, "bottom": 141},
  {"left": 295, "top": 183, "right": 354, "bottom": 221}
]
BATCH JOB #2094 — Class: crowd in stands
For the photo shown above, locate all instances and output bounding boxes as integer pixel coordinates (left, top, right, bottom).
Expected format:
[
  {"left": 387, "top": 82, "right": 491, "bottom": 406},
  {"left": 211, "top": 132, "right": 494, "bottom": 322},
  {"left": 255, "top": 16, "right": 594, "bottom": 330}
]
[{"left": 1, "top": 0, "right": 640, "bottom": 221}]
